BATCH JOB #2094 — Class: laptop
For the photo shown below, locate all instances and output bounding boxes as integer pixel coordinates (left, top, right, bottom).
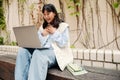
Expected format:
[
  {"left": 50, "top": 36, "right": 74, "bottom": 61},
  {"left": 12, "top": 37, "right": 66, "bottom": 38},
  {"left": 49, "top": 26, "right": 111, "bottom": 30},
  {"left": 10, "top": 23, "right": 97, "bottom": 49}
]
[{"left": 13, "top": 25, "right": 42, "bottom": 48}]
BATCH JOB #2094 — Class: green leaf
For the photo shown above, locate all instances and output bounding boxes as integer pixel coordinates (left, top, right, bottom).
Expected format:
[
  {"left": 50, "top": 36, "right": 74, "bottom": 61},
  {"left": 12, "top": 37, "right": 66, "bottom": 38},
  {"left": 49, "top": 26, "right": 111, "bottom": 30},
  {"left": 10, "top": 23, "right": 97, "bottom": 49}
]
[
  {"left": 113, "top": 2, "right": 119, "bottom": 8},
  {"left": 19, "top": 0, "right": 26, "bottom": 4},
  {"left": 75, "top": 12, "right": 80, "bottom": 16},
  {"left": 10, "top": 41, "right": 18, "bottom": 46},
  {"left": 70, "top": 0, "right": 74, "bottom": 2},
  {"left": 70, "top": 45, "right": 75, "bottom": 48},
  {"left": 68, "top": 5, "right": 74, "bottom": 9},
  {"left": 70, "top": 12, "right": 80, "bottom": 16},
  {"left": 29, "top": 3, "right": 35, "bottom": 10},
  {"left": 75, "top": 2, "right": 80, "bottom": 6}
]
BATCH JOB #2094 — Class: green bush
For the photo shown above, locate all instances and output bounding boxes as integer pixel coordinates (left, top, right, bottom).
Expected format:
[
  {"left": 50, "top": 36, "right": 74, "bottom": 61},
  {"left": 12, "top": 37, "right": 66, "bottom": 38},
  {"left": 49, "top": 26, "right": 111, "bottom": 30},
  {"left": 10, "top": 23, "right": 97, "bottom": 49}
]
[
  {"left": 0, "top": 36, "right": 4, "bottom": 45},
  {"left": 10, "top": 41, "right": 18, "bottom": 46}
]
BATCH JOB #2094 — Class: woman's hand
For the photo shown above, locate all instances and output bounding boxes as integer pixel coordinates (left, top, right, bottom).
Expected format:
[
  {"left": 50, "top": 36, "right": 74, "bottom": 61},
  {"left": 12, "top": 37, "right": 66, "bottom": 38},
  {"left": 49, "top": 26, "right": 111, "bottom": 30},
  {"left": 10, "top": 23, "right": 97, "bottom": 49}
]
[
  {"left": 46, "top": 25, "right": 57, "bottom": 34},
  {"left": 41, "top": 29, "right": 49, "bottom": 36},
  {"left": 42, "top": 25, "right": 57, "bottom": 36}
]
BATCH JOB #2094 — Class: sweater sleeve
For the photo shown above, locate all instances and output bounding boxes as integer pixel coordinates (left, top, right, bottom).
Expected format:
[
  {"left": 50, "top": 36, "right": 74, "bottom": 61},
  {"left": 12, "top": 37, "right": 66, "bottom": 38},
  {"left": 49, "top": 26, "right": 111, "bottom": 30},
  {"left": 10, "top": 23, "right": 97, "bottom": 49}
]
[
  {"left": 37, "top": 31, "right": 49, "bottom": 47},
  {"left": 37, "top": 26, "right": 50, "bottom": 47},
  {"left": 50, "top": 27, "right": 69, "bottom": 48}
]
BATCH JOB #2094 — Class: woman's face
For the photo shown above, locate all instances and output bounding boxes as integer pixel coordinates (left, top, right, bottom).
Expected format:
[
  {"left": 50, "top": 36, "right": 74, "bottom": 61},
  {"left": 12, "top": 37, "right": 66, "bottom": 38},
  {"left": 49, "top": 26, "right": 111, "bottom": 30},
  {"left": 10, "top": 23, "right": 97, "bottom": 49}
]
[{"left": 43, "top": 10, "right": 55, "bottom": 23}]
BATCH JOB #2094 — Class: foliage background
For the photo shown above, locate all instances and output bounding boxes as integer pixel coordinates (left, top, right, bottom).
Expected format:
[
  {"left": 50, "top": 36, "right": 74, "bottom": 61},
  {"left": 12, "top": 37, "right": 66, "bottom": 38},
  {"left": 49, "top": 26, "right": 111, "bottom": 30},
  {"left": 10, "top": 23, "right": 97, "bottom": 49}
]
[{"left": 1, "top": 0, "right": 120, "bottom": 50}]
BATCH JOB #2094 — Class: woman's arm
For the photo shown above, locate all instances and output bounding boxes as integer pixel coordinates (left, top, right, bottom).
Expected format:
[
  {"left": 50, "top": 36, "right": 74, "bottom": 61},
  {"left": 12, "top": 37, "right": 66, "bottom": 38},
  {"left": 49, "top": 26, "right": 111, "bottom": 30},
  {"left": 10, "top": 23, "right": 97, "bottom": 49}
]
[
  {"left": 38, "top": 25, "right": 70, "bottom": 48},
  {"left": 51, "top": 27, "right": 69, "bottom": 48},
  {"left": 38, "top": 30, "right": 49, "bottom": 47}
]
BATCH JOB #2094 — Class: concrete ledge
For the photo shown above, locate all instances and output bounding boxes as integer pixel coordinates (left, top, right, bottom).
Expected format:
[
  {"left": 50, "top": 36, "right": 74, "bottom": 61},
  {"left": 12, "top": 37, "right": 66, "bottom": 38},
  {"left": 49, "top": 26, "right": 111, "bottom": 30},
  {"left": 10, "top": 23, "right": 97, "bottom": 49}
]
[
  {"left": 72, "top": 49, "right": 120, "bottom": 70},
  {"left": 0, "top": 45, "right": 120, "bottom": 70}
]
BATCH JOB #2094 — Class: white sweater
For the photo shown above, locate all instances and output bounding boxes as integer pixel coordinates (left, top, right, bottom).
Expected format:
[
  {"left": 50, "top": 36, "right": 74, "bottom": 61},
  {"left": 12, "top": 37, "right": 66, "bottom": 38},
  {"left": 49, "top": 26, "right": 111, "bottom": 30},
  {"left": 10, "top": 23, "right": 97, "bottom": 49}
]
[
  {"left": 52, "top": 22, "right": 73, "bottom": 71},
  {"left": 39, "top": 22, "right": 73, "bottom": 71}
]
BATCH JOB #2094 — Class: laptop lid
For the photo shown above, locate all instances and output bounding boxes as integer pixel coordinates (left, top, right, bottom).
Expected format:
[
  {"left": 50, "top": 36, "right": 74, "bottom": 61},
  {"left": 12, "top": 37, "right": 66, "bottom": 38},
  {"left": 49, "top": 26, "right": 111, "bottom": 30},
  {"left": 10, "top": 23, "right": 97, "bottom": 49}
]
[{"left": 13, "top": 25, "right": 42, "bottom": 48}]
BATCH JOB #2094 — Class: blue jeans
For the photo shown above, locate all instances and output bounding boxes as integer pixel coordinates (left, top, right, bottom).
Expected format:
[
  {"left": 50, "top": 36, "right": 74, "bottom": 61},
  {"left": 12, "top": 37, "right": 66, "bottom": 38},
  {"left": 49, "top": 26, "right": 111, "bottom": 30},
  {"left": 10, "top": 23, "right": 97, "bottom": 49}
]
[{"left": 15, "top": 48, "right": 57, "bottom": 80}]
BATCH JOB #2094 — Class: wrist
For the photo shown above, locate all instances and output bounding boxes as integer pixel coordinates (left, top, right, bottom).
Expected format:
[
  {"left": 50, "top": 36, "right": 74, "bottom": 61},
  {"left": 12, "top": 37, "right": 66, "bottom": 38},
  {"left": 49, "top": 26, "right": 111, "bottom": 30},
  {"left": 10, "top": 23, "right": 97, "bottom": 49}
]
[{"left": 41, "top": 32, "right": 47, "bottom": 36}]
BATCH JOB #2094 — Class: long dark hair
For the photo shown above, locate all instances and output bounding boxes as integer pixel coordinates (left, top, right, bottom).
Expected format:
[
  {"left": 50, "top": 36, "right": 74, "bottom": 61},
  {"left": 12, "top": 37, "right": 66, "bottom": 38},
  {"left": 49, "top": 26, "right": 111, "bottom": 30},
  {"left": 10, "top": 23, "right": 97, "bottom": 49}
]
[{"left": 42, "top": 4, "right": 63, "bottom": 29}]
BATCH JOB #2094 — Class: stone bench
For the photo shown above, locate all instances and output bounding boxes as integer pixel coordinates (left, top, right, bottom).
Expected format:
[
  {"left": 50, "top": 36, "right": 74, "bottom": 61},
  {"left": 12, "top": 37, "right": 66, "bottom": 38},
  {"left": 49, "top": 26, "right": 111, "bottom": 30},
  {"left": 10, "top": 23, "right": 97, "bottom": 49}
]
[
  {"left": 0, "top": 46, "right": 120, "bottom": 80},
  {"left": 0, "top": 54, "right": 74, "bottom": 80},
  {"left": 1, "top": 54, "right": 120, "bottom": 80}
]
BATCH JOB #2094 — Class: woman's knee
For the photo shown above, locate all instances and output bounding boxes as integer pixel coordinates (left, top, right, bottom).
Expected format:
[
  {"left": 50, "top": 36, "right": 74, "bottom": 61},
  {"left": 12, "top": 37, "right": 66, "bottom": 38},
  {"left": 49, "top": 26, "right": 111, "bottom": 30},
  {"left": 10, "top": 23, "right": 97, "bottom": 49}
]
[
  {"left": 32, "top": 50, "right": 41, "bottom": 58},
  {"left": 32, "top": 50, "right": 48, "bottom": 61},
  {"left": 17, "top": 47, "right": 31, "bottom": 58}
]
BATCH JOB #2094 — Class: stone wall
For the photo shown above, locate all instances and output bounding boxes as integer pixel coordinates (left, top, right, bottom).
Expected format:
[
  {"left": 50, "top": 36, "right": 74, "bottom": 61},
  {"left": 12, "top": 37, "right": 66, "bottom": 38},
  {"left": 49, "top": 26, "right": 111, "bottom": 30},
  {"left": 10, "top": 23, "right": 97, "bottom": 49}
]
[{"left": 2, "top": 0, "right": 120, "bottom": 49}]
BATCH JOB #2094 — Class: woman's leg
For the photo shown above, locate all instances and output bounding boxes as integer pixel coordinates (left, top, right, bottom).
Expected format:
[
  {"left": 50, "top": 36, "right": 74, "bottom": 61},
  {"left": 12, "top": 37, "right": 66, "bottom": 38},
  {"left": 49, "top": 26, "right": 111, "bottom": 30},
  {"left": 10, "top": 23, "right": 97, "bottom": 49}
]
[
  {"left": 28, "top": 49, "right": 57, "bottom": 80},
  {"left": 15, "top": 48, "right": 32, "bottom": 80}
]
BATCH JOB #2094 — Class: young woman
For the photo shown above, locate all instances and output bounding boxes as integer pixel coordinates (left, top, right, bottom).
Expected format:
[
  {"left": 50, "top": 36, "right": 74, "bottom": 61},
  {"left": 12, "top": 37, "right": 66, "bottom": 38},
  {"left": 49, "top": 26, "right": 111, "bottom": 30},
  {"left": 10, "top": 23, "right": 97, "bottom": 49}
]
[{"left": 15, "top": 4, "right": 73, "bottom": 80}]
